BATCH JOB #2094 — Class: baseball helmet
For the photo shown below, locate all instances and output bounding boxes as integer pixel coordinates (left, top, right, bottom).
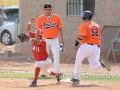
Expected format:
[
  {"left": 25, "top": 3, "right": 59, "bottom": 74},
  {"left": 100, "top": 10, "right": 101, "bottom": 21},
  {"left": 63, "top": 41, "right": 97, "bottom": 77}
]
[
  {"left": 82, "top": 11, "right": 92, "bottom": 20},
  {"left": 35, "top": 28, "right": 43, "bottom": 35}
]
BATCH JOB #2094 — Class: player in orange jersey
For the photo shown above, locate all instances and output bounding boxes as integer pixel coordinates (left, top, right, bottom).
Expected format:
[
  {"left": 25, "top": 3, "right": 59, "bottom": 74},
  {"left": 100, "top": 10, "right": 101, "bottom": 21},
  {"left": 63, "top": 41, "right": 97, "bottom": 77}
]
[
  {"left": 36, "top": 4, "right": 64, "bottom": 75},
  {"left": 71, "top": 11, "right": 111, "bottom": 83},
  {"left": 26, "top": 17, "right": 62, "bottom": 87}
]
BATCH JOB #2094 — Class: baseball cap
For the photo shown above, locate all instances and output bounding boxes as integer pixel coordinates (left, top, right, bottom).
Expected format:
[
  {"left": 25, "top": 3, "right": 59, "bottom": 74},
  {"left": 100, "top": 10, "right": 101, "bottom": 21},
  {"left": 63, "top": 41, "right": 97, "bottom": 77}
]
[
  {"left": 35, "top": 28, "right": 43, "bottom": 35},
  {"left": 44, "top": 4, "right": 52, "bottom": 8}
]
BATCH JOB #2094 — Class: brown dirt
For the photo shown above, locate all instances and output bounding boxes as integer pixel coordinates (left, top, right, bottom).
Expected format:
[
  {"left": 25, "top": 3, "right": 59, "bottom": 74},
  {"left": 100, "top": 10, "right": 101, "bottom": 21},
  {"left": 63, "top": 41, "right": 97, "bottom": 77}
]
[
  {"left": 0, "top": 78, "right": 120, "bottom": 90},
  {"left": 0, "top": 44, "right": 120, "bottom": 90},
  {"left": 0, "top": 56, "right": 120, "bottom": 90}
]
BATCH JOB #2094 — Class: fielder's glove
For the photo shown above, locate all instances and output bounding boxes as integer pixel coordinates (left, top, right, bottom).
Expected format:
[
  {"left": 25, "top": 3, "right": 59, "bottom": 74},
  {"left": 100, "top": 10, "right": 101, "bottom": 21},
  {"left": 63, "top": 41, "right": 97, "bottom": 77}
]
[
  {"left": 18, "top": 33, "right": 30, "bottom": 42},
  {"left": 74, "top": 40, "right": 79, "bottom": 48}
]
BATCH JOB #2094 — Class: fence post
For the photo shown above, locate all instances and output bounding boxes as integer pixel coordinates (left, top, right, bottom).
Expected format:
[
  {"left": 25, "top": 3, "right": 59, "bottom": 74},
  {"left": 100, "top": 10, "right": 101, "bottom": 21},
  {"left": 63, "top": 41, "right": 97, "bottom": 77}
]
[{"left": 15, "top": 19, "right": 19, "bottom": 53}]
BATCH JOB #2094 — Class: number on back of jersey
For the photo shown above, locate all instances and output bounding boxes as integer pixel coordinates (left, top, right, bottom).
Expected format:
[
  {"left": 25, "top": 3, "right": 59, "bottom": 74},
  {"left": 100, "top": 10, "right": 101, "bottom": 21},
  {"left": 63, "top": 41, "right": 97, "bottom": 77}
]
[{"left": 91, "top": 28, "right": 98, "bottom": 36}]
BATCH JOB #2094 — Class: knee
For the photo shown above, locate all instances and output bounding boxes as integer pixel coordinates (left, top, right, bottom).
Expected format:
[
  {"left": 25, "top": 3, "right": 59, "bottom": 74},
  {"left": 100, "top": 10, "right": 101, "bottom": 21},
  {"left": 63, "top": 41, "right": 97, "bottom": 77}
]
[
  {"left": 90, "top": 62, "right": 101, "bottom": 70},
  {"left": 41, "top": 70, "right": 51, "bottom": 76},
  {"left": 35, "top": 62, "right": 40, "bottom": 68}
]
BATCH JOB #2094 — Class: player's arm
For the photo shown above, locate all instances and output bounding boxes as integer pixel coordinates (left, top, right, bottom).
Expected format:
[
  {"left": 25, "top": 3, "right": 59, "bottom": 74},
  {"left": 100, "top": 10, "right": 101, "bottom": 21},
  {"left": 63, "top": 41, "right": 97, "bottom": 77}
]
[
  {"left": 58, "top": 28, "right": 64, "bottom": 45},
  {"left": 57, "top": 15, "right": 64, "bottom": 45},
  {"left": 30, "top": 38, "right": 41, "bottom": 45},
  {"left": 77, "top": 25, "right": 87, "bottom": 44},
  {"left": 77, "top": 35, "right": 84, "bottom": 44},
  {"left": 26, "top": 17, "right": 36, "bottom": 35},
  {"left": 74, "top": 35, "right": 84, "bottom": 48}
]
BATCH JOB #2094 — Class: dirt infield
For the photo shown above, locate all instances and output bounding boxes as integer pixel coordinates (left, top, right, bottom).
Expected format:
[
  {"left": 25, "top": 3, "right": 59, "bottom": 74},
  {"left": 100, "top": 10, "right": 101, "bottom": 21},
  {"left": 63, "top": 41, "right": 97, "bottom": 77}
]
[
  {"left": 0, "top": 55, "right": 120, "bottom": 90},
  {"left": 0, "top": 78, "right": 120, "bottom": 90},
  {"left": 0, "top": 43, "right": 120, "bottom": 90}
]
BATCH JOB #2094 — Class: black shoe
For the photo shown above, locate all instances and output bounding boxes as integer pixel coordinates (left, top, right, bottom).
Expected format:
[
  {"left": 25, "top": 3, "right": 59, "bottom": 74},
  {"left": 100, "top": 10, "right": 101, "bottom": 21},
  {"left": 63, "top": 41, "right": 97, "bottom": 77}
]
[
  {"left": 56, "top": 73, "right": 62, "bottom": 82},
  {"left": 70, "top": 78, "right": 80, "bottom": 83},
  {"left": 100, "top": 60, "right": 111, "bottom": 71},
  {"left": 29, "top": 80, "right": 37, "bottom": 87},
  {"left": 41, "top": 74, "right": 46, "bottom": 77}
]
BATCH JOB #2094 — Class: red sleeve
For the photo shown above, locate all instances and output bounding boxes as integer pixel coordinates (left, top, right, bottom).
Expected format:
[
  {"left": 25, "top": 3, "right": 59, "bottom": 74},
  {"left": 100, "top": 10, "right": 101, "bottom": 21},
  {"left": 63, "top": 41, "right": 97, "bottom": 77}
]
[
  {"left": 78, "top": 24, "right": 87, "bottom": 36},
  {"left": 29, "top": 31, "right": 35, "bottom": 38}
]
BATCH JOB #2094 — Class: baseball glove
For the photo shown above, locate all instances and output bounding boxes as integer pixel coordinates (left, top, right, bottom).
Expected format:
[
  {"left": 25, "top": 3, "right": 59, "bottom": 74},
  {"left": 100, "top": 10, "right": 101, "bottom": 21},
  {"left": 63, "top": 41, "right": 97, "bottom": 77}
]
[{"left": 18, "top": 33, "right": 30, "bottom": 42}]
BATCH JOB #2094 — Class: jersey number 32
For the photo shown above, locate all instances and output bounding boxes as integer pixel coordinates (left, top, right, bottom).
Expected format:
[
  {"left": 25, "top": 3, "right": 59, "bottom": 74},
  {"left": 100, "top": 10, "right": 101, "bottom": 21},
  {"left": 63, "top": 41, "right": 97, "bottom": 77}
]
[{"left": 91, "top": 28, "right": 98, "bottom": 36}]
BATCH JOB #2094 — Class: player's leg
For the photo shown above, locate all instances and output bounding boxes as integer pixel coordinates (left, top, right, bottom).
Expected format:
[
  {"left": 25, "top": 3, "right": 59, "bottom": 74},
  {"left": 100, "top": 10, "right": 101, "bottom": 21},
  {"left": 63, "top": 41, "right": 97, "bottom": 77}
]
[
  {"left": 41, "top": 68, "right": 62, "bottom": 82},
  {"left": 88, "top": 46, "right": 102, "bottom": 70},
  {"left": 71, "top": 43, "right": 94, "bottom": 83},
  {"left": 50, "top": 38, "right": 60, "bottom": 73},
  {"left": 41, "top": 39, "right": 50, "bottom": 77},
  {"left": 40, "top": 58, "right": 62, "bottom": 82},
  {"left": 30, "top": 62, "right": 40, "bottom": 87},
  {"left": 71, "top": 44, "right": 88, "bottom": 83},
  {"left": 44, "top": 38, "right": 50, "bottom": 54},
  {"left": 88, "top": 46, "right": 111, "bottom": 71}
]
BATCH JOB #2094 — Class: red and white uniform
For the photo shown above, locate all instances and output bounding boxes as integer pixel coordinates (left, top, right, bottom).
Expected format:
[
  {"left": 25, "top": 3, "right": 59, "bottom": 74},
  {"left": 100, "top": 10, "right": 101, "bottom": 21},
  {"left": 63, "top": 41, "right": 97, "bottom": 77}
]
[
  {"left": 29, "top": 31, "right": 52, "bottom": 75},
  {"left": 29, "top": 31, "right": 48, "bottom": 61}
]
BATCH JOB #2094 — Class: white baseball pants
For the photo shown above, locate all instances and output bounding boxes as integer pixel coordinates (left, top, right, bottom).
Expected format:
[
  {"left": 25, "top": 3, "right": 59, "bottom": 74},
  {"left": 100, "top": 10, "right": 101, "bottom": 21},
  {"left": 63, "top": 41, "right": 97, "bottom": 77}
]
[
  {"left": 35, "top": 57, "right": 52, "bottom": 75},
  {"left": 74, "top": 43, "right": 102, "bottom": 80},
  {"left": 44, "top": 38, "right": 60, "bottom": 73}
]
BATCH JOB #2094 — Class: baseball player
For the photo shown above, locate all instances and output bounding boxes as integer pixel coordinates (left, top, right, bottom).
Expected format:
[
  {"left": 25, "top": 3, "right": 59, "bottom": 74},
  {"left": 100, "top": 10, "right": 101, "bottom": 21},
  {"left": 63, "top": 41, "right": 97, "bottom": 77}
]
[
  {"left": 71, "top": 11, "right": 111, "bottom": 83},
  {"left": 36, "top": 4, "right": 64, "bottom": 74},
  {"left": 26, "top": 17, "right": 62, "bottom": 87}
]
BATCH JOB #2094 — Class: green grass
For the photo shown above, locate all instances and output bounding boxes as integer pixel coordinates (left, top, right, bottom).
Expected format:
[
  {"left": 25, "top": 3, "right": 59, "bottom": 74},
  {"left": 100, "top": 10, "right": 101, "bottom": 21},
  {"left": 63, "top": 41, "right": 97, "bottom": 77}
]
[
  {"left": 0, "top": 71, "right": 55, "bottom": 80},
  {"left": 0, "top": 72, "right": 120, "bottom": 82},
  {"left": 62, "top": 74, "right": 120, "bottom": 82},
  {"left": 81, "top": 75, "right": 120, "bottom": 82},
  {"left": 0, "top": 71, "right": 34, "bottom": 79}
]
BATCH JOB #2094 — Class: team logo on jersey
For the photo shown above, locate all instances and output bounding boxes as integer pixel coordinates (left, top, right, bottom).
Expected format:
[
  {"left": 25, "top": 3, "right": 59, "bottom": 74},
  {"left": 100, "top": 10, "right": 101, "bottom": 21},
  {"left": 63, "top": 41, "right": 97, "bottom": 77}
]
[
  {"left": 43, "top": 22, "right": 57, "bottom": 29},
  {"left": 91, "top": 28, "right": 98, "bottom": 36}
]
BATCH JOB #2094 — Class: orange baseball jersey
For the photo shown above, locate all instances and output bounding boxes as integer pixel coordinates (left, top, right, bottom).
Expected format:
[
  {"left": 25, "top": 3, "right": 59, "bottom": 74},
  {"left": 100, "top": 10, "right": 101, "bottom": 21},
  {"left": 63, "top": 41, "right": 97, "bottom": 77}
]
[
  {"left": 78, "top": 21, "right": 101, "bottom": 46},
  {"left": 29, "top": 31, "right": 48, "bottom": 61},
  {"left": 36, "top": 14, "right": 63, "bottom": 38}
]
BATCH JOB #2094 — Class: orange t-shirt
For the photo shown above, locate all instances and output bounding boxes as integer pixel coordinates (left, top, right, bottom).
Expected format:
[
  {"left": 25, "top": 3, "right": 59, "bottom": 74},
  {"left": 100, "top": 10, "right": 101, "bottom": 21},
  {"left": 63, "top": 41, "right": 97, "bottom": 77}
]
[
  {"left": 78, "top": 21, "right": 101, "bottom": 46},
  {"left": 36, "top": 14, "right": 63, "bottom": 38}
]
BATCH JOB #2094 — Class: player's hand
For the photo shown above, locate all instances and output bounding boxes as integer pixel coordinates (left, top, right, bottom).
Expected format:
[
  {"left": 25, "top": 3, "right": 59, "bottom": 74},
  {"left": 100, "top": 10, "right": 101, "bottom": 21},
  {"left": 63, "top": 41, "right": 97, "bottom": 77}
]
[
  {"left": 74, "top": 40, "right": 79, "bottom": 49},
  {"left": 60, "top": 39, "right": 64, "bottom": 45},
  {"left": 29, "top": 17, "right": 36, "bottom": 23}
]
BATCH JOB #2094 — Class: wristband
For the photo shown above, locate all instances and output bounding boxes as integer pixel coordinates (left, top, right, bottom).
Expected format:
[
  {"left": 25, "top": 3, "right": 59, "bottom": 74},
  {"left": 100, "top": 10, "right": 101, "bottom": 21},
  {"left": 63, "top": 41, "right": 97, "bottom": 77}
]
[
  {"left": 29, "top": 38, "right": 32, "bottom": 41},
  {"left": 28, "top": 22, "right": 31, "bottom": 24},
  {"left": 77, "top": 37, "right": 83, "bottom": 40}
]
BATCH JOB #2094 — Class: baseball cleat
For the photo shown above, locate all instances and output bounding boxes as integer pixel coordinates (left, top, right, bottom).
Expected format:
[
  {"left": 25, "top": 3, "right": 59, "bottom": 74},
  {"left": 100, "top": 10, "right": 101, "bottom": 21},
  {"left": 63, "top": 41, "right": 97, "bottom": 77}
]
[
  {"left": 29, "top": 80, "right": 37, "bottom": 87},
  {"left": 100, "top": 60, "right": 111, "bottom": 71},
  {"left": 41, "top": 74, "right": 46, "bottom": 77},
  {"left": 70, "top": 78, "right": 80, "bottom": 84},
  {"left": 56, "top": 73, "right": 62, "bottom": 82}
]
